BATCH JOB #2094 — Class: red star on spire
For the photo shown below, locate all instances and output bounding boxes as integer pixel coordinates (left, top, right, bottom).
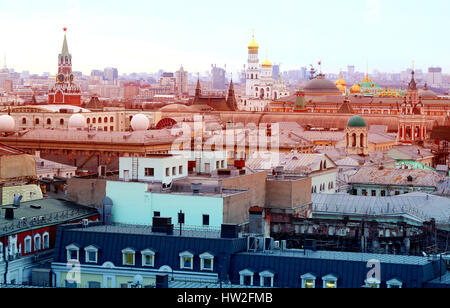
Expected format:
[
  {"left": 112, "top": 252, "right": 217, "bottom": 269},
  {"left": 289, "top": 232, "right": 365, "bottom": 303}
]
[{"left": 63, "top": 27, "right": 67, "bottom": 32}]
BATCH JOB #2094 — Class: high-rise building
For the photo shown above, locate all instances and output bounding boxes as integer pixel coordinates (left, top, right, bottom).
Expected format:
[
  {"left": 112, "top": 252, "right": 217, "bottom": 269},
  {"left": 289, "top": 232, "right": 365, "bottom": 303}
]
[
  {"left": 272, "top": 64, "right": 280, "bottom": 80},
  {"left": 175, "top": 65, "right": 188, "bottom": 96},
  {"left": 48, "top": 28, "right": 81, "bottom": 106},
  {"left": 211, "top": 65, "right": 226, "bottom": 90},
  {"left": 104, "top": 67, "right": 118, "bottom": 83},
  {"left": 427, "top": 67, "right": 442, "bottom": 86}
]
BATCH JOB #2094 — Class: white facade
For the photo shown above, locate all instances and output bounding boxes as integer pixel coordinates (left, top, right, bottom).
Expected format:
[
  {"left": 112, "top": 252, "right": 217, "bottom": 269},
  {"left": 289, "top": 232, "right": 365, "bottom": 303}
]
[
  {"left": 240, "top": 36, "right": 290, "bottom": 112},
  {"left": 169, "top": 150, "right": 227, "bottom": 174},
  {"left": 119, "top": 155, "right": 188, "bottom": 185}
]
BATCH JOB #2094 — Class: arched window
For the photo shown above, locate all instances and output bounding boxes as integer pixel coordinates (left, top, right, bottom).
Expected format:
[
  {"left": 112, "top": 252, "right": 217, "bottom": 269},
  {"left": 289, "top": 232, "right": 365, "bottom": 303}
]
[
  {"left": 43, "top": 232, "right": 50, "bottom": 250},
  {"left": 22, "top": 118, "right": 27, "bottom": 125},
  {"left": 87, "top": 118, "right": 91, "bottom": 124},
  {"left": 35, "top": 118, "right": 40, "bottom": 125},
  {"left": 93, "top": 118, "right": 96, "bottom": 124},
  {"left": 104, "top": 117, "right": 108, "bottom": 123},
  {"left": 352, "top": 133, "right": 357, "bottom": 147},
  {"left": 47, "top": 118, "right": 52, "bottom": 125},
  {"left": 60, "top": 119, "right": 64, "bottom": 125},
  {"left": 34, "top": 234, "right": 41, "bottom": 251},
  {"left": 360, "top": 134, "right": 365, "bottom": 147},
  {"left": 98, "top": 117, "right": 102, "bottom": 124},
  {"left": 110, "top": 117, "right": 114, "bottom": 123}
]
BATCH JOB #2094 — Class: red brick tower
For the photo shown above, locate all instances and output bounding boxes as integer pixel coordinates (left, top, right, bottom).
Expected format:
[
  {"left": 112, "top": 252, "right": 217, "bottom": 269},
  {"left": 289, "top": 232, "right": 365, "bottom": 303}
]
[{"left": 48, "top": 28, "right": 81, "bottom": 106}]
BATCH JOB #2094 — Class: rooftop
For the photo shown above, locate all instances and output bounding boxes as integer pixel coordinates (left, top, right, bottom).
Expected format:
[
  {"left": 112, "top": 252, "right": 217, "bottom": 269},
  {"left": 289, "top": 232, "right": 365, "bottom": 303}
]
[
  {"left": 239, "top": 249, "right": 432, "bottom": 266},
  {"left": 312, "top": 192, "right": 450, "bottom": 224},
  {"left": 349, "top": 166, "right": 443, "bottom": 187},
  {"left": 0, "top": 198, "right": 98, "bottom": 236}
]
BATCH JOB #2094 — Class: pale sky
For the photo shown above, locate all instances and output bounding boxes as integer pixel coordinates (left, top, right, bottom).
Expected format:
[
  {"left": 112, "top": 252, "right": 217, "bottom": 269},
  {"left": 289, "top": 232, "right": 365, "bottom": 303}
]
[{"left": 1, "top": 0, "right": 449, "bottom": 75}]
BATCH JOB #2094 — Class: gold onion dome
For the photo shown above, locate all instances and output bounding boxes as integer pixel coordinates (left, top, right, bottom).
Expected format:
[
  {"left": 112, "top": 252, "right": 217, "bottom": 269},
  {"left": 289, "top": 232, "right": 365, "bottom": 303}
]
[
  {"left": 350, "top": 83, "right": 361, "bottom": 93},
  {"left": 335, "top": 74, "right": 347, "bottom": 87},
  {"left": 262, "top": 58, "right": 272, "bottom": 67},
  {"left": 362, "top": 74, "right": 373, "bottom": 83},
  {"left": 336, "top": 84, "right": 346, "bottom": 93},
  {"left": 248, "top": 35, "right": 259, "bottom": 50}
]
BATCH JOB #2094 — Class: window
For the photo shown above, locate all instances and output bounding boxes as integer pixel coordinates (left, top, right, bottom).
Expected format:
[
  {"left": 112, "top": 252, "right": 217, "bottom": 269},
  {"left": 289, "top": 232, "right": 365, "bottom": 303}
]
[
  {"left": 239, "top": 269, "right": 254, "bottom": 286},
  {"left": 166, "top": 168, "right": 170, "bottom": 176},
  {"left": 179, "top": 251, "right": 194, "bottom": 270},
  {"left": 85, "top": 245, "right": 99, "bottom": 263},
  {"left": 60, "top": 119, "right": 64, "bottom": 125},
  {"left": 221, "top": 160, "right": 225, "bottom": 168},
  {"left": 43, "top": 232, "right": 50, "bottom": 249},
  {"left": 179, "top": 166, "right": 183, "bottom": 174},
  {"left": 34, "top": 234, "right": 41, "bottom": 251},
  {"left": 145, "top": 168, "right": 154, "bottom": 177},
  {"left": 110, "top": 117, "right": 114, "bottom": 123},
  {"left": 301, "top": 273, "right": 316, "bottom": 288},
  {"left": 364, "top": 278, "right": 380, "bottom": 288},
  {"left": 200, "top": 252, "right": 214, "bottom": 271},
  {"left": 172, "top": 166, "right": 177, "bottom": 176},
  {"left": 141, "top": 249, "right": 156, "bottom": 267},
  {"left": 154, "top": 211, "right": 160, "bottom": 217},
  {"left": 88, "top": 281, "right": 101, "bottom": 288},
  {"left": 66, "top": 244, "right": 80, "bottom": 261},
  {"left": 259, "top": 270, "right": 275, "bottom": 287},
  {"left": 387, "top": 278, "right": 403, "bottom": 288},
  {"left": 22, "top": 118, "right": 27, "bottom": 125},
  {"left": 35, "top": 118, "right": 40, "bottom": 125},
  {"left": 381, "top": 190, "right": 386, "bottom": 197},
  {"left": 24, "top": 236, "right": 32, "bottom": 254},
  {"left": 202, "top": 215, "right": 210, "bottom": 226},
  {"left": 122, "top": 248, "right": 135, "bottom": 266},
  {"left": 371, "top": 190, "right": 376, "bottom": 196},
  {"left": 322, "top": 274, "right": 338, "bottom": 288},
  {"left": 47, "top": 118, "right": 51, "bottom": 125},
  {"left": 216, "top": 161, "right": 220, "bottom": 169}
]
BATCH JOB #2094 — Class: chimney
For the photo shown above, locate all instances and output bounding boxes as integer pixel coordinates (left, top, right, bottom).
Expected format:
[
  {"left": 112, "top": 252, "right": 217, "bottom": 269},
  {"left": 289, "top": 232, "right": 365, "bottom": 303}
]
[{"left": 13, "top": 195, "right": 23, "bottom": 207}]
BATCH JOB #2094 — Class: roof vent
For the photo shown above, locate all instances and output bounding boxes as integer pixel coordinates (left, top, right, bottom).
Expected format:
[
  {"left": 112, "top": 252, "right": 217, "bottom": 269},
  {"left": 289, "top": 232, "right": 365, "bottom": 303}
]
[{"left": 191, "top": 183, "right": 202, "bottom": 194}]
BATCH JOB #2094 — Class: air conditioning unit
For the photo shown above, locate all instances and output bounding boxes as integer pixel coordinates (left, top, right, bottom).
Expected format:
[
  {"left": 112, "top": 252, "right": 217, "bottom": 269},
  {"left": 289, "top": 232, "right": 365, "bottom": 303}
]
[
  {"left": 247, "top": 236, "right": 257, "bottom": 252},
  {"left": 273, "top": 241, "right": 280, "bottom": 250},
  {"left": 263, "top": 237, "right": 274, "bottom": 251},
  {"left": 281, "top": 240, "right": 287, "bottom": 251}
]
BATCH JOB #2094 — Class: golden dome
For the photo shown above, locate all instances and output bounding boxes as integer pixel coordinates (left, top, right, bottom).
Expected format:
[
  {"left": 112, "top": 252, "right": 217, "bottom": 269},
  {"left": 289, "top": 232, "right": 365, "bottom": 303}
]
[
  {"left": 248, "top": 35, "right": 259, "bottom": 50},
  {"left": 362, "top": 74, "right": 373, "bottom": 83},
  {"left": 349, "top": 82, "right": 361, "bottom": 94},
  {"left": 262, "top": 57, "right": 272, "bottom": 68},
  {"left": 335, "top": 74, "right": 347, "bottom": 87},
  {"left": 336, "top": 84, "right": 346, "bottom": 93}
]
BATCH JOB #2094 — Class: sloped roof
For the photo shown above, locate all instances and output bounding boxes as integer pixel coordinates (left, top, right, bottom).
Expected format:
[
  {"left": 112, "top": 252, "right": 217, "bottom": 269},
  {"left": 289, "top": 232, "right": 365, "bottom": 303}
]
[{"left": 349, "top": 167, "right": 443, "bottom": 187}]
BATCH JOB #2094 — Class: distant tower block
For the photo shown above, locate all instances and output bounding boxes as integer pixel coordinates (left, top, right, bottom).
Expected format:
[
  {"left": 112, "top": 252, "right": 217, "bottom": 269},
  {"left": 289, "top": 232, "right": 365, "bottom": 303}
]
[{"left": 48, "top": 27, "right": 82, "bottom": 106}]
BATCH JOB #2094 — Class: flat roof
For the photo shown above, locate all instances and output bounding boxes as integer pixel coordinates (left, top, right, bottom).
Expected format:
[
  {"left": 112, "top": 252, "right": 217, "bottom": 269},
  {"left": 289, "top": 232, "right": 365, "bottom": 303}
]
[{"left": 239, "top": 249, "right": 431, "bottom": 266}]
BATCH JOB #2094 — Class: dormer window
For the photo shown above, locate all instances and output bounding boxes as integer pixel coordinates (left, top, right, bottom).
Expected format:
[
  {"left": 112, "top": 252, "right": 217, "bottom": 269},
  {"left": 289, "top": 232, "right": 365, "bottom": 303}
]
[
  {"left": 141, "top": 249, "right": 156, "bottom": 267},
  {"left": 66, "top": 244, "right": 80, "bottom": 262},
  {"left": 199, "top": 252, "right": 214, "bottom": 271},
  {"left": 85, "top": 245, "right": 99, "bottom": 264},
  {"left": 301, "top": 273, "right": 316, "bottom": 288},
  {"left": 122, "top": 248, "right": 136, "bottom": 266},
  {"left": 322, "top": 274, "right": 338, "bottom": 288},
  {"left": 179, "top": 251, "right": 194, "bottom": 270},
  {"left": 387, "top": 278, "right": 403, "bottom": 288}
]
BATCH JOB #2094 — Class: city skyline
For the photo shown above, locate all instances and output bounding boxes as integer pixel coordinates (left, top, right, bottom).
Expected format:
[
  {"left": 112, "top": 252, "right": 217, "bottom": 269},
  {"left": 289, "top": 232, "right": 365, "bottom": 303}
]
[{"left": 1, "top": 0, "right": 449, "bottom": 75}]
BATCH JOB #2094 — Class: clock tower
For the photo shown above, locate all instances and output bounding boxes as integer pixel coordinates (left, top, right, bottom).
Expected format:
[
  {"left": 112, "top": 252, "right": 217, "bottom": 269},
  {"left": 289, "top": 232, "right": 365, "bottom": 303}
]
[{"left": 48, "top": 28, "right": 81, "bottom": 106}]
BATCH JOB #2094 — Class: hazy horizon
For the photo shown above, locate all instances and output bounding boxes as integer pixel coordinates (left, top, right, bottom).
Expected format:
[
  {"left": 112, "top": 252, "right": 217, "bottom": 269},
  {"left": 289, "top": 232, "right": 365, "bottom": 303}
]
[{"left": 1, "top": 0, "right": 449, "bottom": 75}]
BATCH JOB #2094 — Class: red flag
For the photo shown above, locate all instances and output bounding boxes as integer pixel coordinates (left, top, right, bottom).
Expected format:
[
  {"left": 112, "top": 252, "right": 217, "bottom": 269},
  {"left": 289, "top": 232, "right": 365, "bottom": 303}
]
[{"left": 318, "top": 61, "right": 321, "bottom": 66}]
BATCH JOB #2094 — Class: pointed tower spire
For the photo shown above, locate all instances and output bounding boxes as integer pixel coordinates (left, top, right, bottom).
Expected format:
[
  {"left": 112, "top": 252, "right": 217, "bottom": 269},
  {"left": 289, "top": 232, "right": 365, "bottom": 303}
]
[
  {"left": 61, "top": 27, "right": 69, "bottom": 55},
  {"left": 195, "top": 75, "right": 202, "bottom": 97}
]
